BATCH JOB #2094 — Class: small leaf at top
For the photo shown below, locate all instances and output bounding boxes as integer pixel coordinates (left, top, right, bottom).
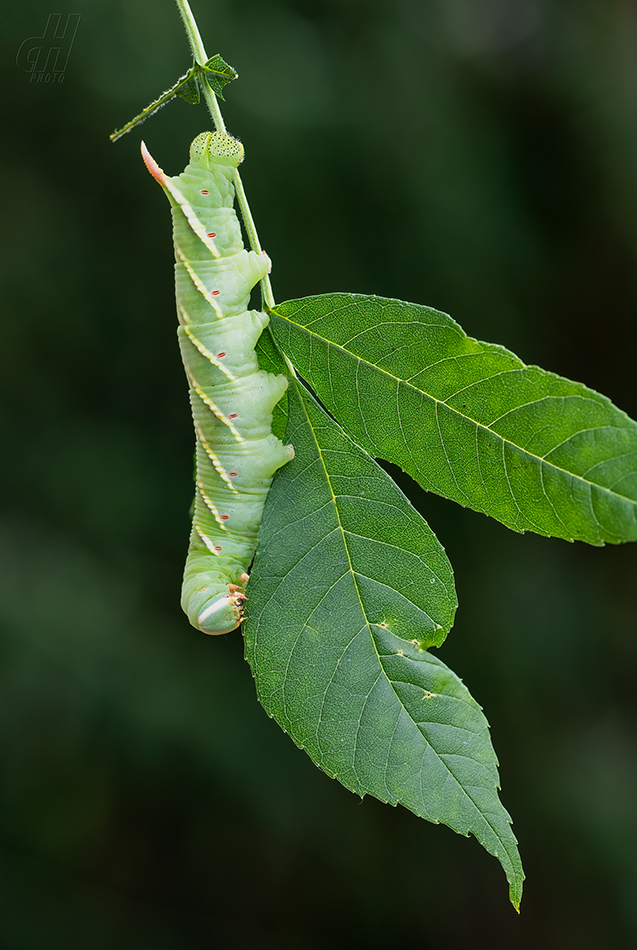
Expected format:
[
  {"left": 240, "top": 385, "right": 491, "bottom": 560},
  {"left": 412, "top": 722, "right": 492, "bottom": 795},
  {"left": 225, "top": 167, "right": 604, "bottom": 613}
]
[
  {"left": 200, "top": 53, "right": 238, "bottom": 100},
  {"left": 175, "top": 72, "right": 200, "bottom": 105}
]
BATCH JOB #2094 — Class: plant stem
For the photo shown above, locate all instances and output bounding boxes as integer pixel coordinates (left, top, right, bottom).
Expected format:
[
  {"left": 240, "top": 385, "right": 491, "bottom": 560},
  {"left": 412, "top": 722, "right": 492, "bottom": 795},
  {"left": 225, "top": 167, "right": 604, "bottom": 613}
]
[
  {"left": 175, "top": 0, "right": 275, "bottom": 311},
  {"left": 175, "top": 0, "right": 208, "bottom": 66}
]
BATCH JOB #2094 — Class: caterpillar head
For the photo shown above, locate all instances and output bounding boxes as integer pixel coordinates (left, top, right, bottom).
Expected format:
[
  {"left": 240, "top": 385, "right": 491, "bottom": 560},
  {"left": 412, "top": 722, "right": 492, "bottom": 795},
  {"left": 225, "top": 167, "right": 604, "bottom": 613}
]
[{"left": 190, "top": 131, "right": 244, "bottom": 169}]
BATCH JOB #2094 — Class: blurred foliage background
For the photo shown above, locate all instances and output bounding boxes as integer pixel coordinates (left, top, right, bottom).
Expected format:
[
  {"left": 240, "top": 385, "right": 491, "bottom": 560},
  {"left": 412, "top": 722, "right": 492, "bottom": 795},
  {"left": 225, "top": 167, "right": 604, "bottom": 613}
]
[{"left": 1, "top": 0, "right": 637, "bottom": 946}]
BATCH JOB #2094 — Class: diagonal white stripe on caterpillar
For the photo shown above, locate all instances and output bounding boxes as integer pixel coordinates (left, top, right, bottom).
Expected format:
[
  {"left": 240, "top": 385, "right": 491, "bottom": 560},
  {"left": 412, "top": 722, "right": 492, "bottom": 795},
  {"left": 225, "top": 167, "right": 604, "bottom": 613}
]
[{"left": 142, "top": 131, "right": 294, "bottom": 634}]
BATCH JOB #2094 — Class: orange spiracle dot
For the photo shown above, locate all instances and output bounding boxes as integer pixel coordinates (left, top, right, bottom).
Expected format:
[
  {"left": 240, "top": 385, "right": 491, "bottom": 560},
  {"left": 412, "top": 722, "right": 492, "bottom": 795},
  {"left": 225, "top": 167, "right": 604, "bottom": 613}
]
[
  {"left": 214, "top": 545, "right": 222, "bottom": 551},
  {"left": 229, "top": 413, "right": 238, "bottom": 419},
  {"left": 229, "top": 472, "right": 237, "bottom": 477},
  {"left": 207, "top": 232, "right": 216, "bottom": 238},
  {"left": 217, "top": 352, "right": 226, "bottom": 358},
  {"left": 212, "top": 290, "right": 220, "bottom": 296},
  {"left": 221, "top": 515, "right": 229, "bottom": 521},
  {"left": 200, "top": 189, "right": 210, "bottom": 195}
]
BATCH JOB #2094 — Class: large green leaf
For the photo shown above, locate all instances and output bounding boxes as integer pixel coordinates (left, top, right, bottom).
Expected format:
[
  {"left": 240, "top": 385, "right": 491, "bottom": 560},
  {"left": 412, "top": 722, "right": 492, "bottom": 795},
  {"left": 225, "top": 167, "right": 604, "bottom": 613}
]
[
  {"left": 270, "top": 294, "right": 637, "bottom": 545},
  {"left": 243, "top": 378, "right": 524, "bottom": 908}
]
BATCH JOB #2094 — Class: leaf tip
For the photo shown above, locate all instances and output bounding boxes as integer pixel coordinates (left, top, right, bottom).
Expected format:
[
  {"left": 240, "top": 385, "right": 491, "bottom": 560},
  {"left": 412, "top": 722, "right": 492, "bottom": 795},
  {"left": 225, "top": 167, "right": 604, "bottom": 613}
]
[{"left": 508, "top": 871, "right": 524, "bottom": 912}]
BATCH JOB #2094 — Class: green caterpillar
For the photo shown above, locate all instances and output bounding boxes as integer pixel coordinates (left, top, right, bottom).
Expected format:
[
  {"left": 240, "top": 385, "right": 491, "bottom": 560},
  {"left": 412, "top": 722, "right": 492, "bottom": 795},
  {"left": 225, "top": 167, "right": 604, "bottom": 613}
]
[{"left": 142, "top": 131, "right": 294, "bottom": 634}]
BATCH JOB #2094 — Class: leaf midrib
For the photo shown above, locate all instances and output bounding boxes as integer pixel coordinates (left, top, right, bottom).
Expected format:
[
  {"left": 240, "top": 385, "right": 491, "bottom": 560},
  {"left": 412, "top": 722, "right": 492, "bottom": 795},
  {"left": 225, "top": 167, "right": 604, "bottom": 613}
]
[
  {"left": 295, "top": 384, "right": 516, "bottom": 868},
  {"left": 274, "top": 312, "right": 637, "bottom": 508}
]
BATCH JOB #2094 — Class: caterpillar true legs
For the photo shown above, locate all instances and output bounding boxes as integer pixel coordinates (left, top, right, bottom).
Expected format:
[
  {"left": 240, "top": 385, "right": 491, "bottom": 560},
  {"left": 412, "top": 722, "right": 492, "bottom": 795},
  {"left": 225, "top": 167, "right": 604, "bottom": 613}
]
[{"left": 142, "top": 131, "right": 294, "bottom": 634}]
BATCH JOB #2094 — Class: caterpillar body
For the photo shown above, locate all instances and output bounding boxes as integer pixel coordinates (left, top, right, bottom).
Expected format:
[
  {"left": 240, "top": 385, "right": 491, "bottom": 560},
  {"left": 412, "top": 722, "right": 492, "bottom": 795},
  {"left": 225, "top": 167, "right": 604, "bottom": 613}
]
[{"left": 142, "top": 131, "right": 294, "bottom": 634}]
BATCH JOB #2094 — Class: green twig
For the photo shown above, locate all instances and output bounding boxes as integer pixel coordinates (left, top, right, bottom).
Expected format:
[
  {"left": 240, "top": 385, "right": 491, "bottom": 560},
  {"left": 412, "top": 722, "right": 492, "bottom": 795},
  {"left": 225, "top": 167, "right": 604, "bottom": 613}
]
[
  {"left": 175, "top": 0, "right": 207, "bottom": 65},
  {"left": 109, "top": 68, "right": 198, "bottom": 142}
]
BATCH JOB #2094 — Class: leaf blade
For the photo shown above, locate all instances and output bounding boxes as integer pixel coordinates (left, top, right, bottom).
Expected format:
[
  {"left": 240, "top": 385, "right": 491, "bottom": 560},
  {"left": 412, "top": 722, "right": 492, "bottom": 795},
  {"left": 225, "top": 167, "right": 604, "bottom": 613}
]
[
  {"left": 270, "top": 293, "right": 637, "bottom": 545},
  {"left": 201, "top": 53, "right": 238, "bottom": 100},
  {"left": 255, "top": 327, "right": 289, "bottom": 442},
  {"left": 243, "top": 379, "right": 523, "bottom": 907}
]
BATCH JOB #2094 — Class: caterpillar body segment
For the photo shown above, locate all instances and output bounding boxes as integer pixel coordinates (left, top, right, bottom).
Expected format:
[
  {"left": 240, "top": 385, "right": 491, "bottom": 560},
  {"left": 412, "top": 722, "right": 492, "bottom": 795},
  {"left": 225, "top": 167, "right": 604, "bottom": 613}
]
[{"left": 142, "top": 132, "right": 293, "bottom": 634}]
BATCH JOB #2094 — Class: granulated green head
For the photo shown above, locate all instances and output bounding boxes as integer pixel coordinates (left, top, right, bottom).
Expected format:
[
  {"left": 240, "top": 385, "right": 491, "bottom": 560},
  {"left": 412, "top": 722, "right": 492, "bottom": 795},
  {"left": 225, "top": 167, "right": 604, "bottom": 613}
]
[{"left": 189, "top": 131, "right": 244, "bottom": 169}]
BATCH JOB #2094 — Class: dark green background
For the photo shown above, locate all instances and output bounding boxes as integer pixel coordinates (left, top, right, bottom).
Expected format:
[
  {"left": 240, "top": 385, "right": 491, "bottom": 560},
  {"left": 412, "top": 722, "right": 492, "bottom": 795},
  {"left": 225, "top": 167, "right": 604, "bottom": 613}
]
[{"left": 2, "top": 0, "right": 637, "bottom": 946}]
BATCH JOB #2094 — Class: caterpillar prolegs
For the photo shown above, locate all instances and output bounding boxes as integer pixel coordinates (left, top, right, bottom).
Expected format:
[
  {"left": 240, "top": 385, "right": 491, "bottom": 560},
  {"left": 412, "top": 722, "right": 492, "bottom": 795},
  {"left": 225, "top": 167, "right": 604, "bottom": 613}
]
[{"left": 142, "top": 132, "right": 294, "bottom": 634}]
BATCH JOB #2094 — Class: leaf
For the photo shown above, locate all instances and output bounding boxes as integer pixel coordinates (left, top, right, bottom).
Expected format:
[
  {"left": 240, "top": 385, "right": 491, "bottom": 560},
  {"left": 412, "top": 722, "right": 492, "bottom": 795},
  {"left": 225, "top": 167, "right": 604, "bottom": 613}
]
[
  {"left": 201, "top": 53, "right": 238, "bottom": 100},
  {"left": 175, "top": 72, "right": 200, "bottom": 105},
  {"left": 109, "top": 54, "right": 237, "bottom": 142},
  {"left": 269, "top": 294, "right": 637, "bottom": 546},
  {"left": 243, "top": 379, "right": 524, "bottom": 908},
  {"left": 255, "top": 327, "right": 289, "bottom": 442}
]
